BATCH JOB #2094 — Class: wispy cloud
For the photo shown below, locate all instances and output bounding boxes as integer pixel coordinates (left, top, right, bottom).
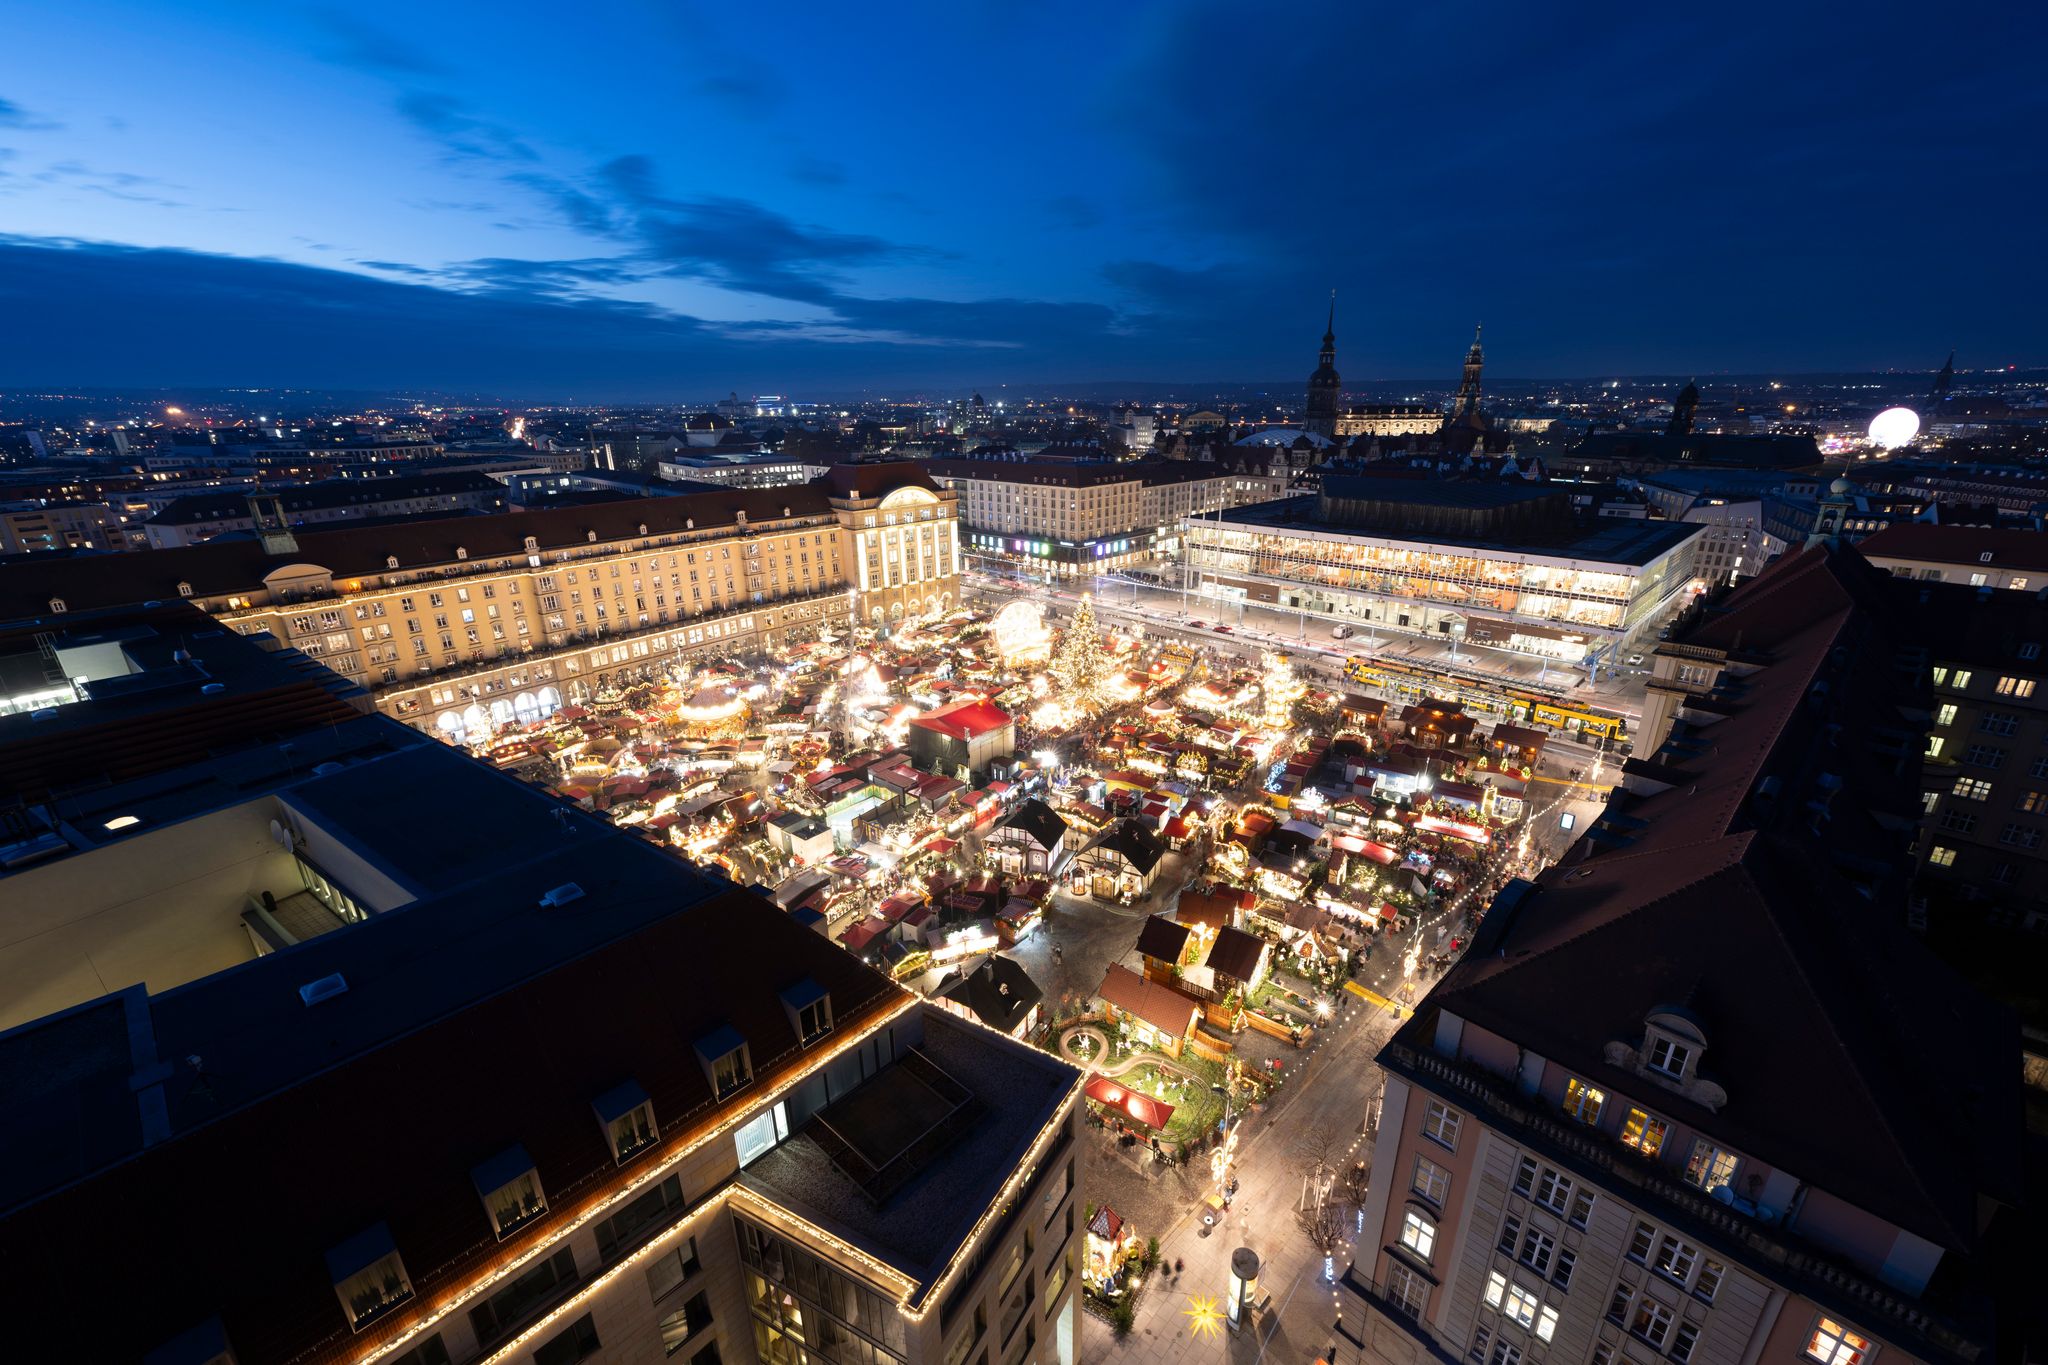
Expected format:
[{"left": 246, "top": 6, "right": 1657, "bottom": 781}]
[
  {"left": 398, "top": 93, "right": 539, "bottom": 165},
  {"left": 311, "top": 10, "right": 446, "bottom": 77},
  {"left": 0, "top": 96, "right": 60, "bottom": 131}
]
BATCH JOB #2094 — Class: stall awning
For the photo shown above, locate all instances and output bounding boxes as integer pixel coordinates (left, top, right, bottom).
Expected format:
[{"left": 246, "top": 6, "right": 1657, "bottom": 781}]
[{"left": 1084, "top": 1074, "right": 1176, "bottom": 1131}]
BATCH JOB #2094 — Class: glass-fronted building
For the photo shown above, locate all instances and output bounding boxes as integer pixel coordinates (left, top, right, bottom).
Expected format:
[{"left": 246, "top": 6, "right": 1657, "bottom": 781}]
[{"left": 1186, "top": 483, "right": 1701, "bottom": 665}]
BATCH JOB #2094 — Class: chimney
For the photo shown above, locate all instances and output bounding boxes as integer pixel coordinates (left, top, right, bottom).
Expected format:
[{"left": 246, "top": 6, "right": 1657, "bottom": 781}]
[{"left": 245, "top": 492, "right": 298, "bottom": 556}]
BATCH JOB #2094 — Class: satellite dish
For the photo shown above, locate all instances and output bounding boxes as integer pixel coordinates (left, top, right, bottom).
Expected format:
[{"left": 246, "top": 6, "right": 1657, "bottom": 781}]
[{"left": 269, "top": 819, "right": 295, "bottom": 849}]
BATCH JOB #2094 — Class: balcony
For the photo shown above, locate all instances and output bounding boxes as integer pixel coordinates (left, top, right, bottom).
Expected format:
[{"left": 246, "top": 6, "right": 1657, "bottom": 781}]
[{"left": 1382, "top": 1043, "right": 1984, "bottom": 1364}]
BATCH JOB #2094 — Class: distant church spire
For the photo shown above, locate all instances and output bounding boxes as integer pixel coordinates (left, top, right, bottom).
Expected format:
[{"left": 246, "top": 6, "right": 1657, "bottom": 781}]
[
  {"left": 1304, "top": 291, "right": 1342, "bottom": 440},
  {"left": 1932, "top": 350, "right": 1955, "bottom": 398},
  {"left": 1667, "top": 379, "right": 1700, "bottom": 436},
  {"left": 1452, "top": 323, "right": 1484, "bottom": 422}
]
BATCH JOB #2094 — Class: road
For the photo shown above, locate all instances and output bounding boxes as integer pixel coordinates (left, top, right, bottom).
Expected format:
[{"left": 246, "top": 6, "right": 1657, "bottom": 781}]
[{"left": 1082, "top": 986, "right": 1408, "bottom": 1365}]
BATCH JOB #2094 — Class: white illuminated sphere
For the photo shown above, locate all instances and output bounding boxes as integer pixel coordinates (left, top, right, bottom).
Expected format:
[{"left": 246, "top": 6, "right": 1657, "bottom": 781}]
[
  {"left": 991, "top": 600, "right": 1051, "bottom": 663},
  {"left": 1867, "top": 407, "right": 1921, "bottom": 449}
]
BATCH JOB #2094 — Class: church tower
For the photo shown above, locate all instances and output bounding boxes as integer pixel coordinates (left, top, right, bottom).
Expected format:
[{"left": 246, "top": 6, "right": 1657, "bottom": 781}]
[
  {"left": 1667, "top": 379, "right": 1699, "bottom": 436},
  {"left": 1451, "top": 324, "right": 1484, "bottom": 423},
  {"left": 1931, "top": 350, "right": 1955, "bottom": 398},
  {"left": 1304, "top": 294, "right": 1341, "bottom": 440}
]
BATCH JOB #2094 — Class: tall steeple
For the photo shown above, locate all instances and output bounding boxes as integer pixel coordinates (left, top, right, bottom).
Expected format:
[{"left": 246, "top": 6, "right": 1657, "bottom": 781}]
[
  {"left": 1667, "top": 379, "right": 1700, "bottom": 436},
  {"left": 1304, "top": 290, "right": 1342, "bottom": 440},
  {"left": 1932, "top": 350, "right": 1955, "bottom": 398},
  {"left": 1451, "top": 323, "right": 1484, "bottom": 423}
]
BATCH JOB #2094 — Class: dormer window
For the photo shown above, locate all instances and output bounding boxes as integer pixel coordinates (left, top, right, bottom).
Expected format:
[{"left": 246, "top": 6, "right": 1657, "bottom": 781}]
[
  {"left": 472, "top": 1145, "right": 547, "bottom": 1240},
  {"left": 779, "top": 979, "right": 833, "bottom": 1046},
  {"left": 326, "top": 1223, "right": 414, "bottom": 1331},
  {"left": 695, "top": 1025, "right": 753, "bottom": 1100},
  {"left": 593, "top": 1080, "right": 659, "bottom": 1164},
  {"left": 1646, "top": 1037, "right": 1691, "bottom": 1080}
]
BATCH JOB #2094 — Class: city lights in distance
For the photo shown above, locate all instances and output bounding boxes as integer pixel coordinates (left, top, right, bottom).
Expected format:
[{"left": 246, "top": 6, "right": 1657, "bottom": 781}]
[{"left": 1867, "top": 406, "right": 1920, "bottom": 449}]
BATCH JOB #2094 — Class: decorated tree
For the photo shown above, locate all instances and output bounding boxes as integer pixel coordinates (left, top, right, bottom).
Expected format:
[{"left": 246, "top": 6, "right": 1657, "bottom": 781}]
[
  {"left": 1261, "top": 649, "right": 1304, "bottom": 730},
  {"left": 1049, "top": 593, "right": 1111, "bottom": 713}
]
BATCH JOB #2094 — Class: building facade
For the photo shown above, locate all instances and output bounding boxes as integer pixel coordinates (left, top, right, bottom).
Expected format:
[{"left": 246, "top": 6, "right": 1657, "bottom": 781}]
[
  {"left": 1337, "top": 405, "right": 1446, "bottom": 438},
  {"left": 931, "top": 456, "right": 1284, "bottom": 577},
  {"left": 1341, "top": 545, "right": 2018, "bottom": 1365},
  {"left": 1908, "top": 581, "right": 2048, "bottom": 931},
  {"left": 1186, "top": 481, "right": 1700, "bottom": 665},
  {"left": 0, "top": 464, "right": 957, "bottom": 745}
]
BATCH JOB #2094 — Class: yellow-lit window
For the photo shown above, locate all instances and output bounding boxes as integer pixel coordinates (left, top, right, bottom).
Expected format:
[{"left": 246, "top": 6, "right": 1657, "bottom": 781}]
[
  {"left": 1620, "top": 1108, "right": 1667, "bottom": 1156},
  {"left": 1562, "top": 1077, "right": 1605, "bottom": 1125},
  {"left": 1806, "top": 1319, "right": 1872, "bottom": 1365}
]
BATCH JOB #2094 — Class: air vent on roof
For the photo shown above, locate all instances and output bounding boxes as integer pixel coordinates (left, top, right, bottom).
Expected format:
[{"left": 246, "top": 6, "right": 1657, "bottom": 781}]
[
  {"left": 200, "top": 683, "right": 226, "bottom": 695},
  {"left": 311, "top": 762, "right": 345, "bottom": 777},
  {"left": 31, "top": 708, "right": 58, "bottom": 722},
  {"left": 298, "top": 973, "right": 349, "bottom": 1007},
  {"left": 539, "top": 882, "right": 586, "bottom": 909}
]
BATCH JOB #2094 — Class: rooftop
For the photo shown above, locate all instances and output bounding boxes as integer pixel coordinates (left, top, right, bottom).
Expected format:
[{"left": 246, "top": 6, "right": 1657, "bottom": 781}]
[
  {"left": 147, "top": 470, "right": 506, "bottom": 526},
  {"left": 1215, "top": 492, "right": 1702, "bottom": 568},
  {"left": 909, "top": 698, "right": 1014, "bottom": 742},
  {"left": 738, "top": 1009, "right": 1077, "bottom": 1299},
  {"left": 0, "top": 470, "right": 923, "bottom": 618},
  {"left": 1857, "top": 522, "right": 2048, "bottom": 574},
  {"left": 1398, "top": 545, "right": 2021, "bottom": 1255}
]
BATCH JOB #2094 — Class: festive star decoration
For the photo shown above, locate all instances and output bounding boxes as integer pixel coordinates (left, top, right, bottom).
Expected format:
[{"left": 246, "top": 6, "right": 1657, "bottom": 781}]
[{"left": 1184, "top": 1293, "right": 1225, "bottom": 1340}]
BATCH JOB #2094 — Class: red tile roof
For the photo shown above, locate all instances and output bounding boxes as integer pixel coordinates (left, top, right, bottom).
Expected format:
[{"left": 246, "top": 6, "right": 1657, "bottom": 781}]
[
  {"left": 1096, "top": 964, "right": 1200, "bottom": 1039},
  {"left": 1084, "top": 1074, "right": 1176, "bottom": 1131},
  {"left": 909, "top": 698, "right": 1014, "bottom": 741}
]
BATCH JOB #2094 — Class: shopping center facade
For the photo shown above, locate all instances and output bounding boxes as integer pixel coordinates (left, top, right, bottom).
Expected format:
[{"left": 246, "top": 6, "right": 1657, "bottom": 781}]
[{"left": 1184, "top": 481, "right": 1702, "bottom": 666}]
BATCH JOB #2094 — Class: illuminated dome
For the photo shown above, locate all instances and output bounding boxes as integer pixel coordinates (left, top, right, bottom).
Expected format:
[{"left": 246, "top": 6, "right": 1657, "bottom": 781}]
[
  {"left": 679, "top": 683, "right": 746, "bottom": 725},
  {"left": 990, "top": 600, "right": 1052, "bottom": 664},
  {"left": 1867, "top": 407, "right": 1921, "bottom": 449}
]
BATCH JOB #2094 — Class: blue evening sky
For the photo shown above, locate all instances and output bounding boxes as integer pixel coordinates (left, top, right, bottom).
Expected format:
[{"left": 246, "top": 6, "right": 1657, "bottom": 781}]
[{"left": 0, "top": 1, "right": 2040, "bottom": 398}]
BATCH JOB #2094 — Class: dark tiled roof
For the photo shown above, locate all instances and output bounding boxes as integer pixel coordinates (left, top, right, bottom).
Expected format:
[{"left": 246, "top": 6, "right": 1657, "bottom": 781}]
[
  {"left": 1084, "top": 819, "right": 1165, "bottom": 875},
  {"left": 1857, "top": 523, "right": 2048, "bottom": 574},
  {"left": 149, "top": 471, "right": 506, "bottom": 525},
  {"left": 938, "top": 953, "right": 1043, "bottom": 1033},
  {"left": 817, "top": 461, "right": 943, "bottom": 500},
  {"left": 1398, "top": 544, "right": 2021, "bottom": 1252},
  {"left": 1205, "top": 925, "right": 1268, "bottom": 983},
  {"left": 0, "top": 480, "right": 849, "bottom": 618},
  {"left": 0, "top": 836, "right": 903, "bottom": 1363},
  {"left": 1134, "top": 914, "right": 1192, "bottom": 963},
  {"left": 993, "top": 797, "right": 1068, "bottom": 851}
]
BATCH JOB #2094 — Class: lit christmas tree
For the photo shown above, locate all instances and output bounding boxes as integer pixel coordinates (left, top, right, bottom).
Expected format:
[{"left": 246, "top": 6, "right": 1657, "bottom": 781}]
[
  {"left": 1261, "top": 649, "right": 1303, "bottom": 730},
  {"left": 1049, "top": 594, "right": 1111, "bottom": 713}
]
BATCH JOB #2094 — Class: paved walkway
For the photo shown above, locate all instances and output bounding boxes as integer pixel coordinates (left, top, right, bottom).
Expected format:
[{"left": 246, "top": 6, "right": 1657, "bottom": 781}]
[{"left": 1082, "top": 995, "right": 1407, "bottom": 1365}]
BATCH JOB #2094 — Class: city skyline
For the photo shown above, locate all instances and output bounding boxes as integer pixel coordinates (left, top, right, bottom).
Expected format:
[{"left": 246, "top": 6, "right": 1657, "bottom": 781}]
[{"left": 3, "top": 2, "right": 2044, "bottom": 398}]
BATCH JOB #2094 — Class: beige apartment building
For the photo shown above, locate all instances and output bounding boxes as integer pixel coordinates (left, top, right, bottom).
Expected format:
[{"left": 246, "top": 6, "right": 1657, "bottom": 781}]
[
  {"left": 0, "top": 463, "right": 957, "bottom": 743},
  {"left": 1343, "top": 547, "right": 2018, "bottom": 1365}
]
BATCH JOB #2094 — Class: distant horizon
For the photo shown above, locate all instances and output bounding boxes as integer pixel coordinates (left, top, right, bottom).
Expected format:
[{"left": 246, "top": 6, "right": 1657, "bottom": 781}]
[
  {"left": 2, "top": 363, "right": 2022, "bottom": 421},
  {"left": 3, "top": 3, "right": 2043, "bottom": 399}
]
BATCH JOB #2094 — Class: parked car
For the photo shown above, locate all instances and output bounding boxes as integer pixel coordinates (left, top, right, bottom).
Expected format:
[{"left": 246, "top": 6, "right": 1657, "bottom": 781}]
[{"left": 1332, "top": 623, "right": 1355, "bottom": 639}]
